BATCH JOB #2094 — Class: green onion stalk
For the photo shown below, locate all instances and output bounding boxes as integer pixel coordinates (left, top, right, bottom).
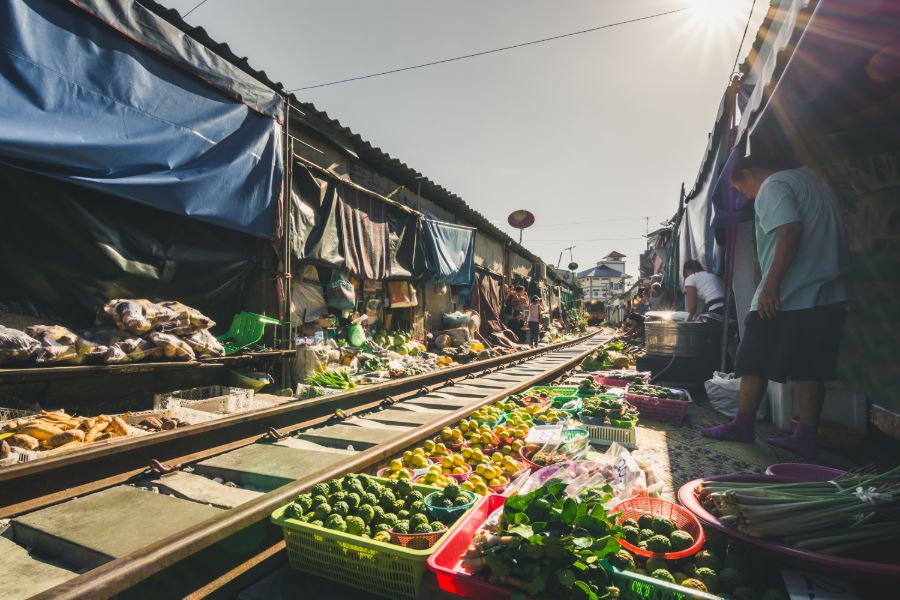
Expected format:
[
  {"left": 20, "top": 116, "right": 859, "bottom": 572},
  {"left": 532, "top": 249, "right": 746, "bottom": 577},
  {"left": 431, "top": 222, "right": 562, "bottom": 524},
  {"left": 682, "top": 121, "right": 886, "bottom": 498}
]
[{"left": 697, "top": 467, "right": 900, "bottom": 556}]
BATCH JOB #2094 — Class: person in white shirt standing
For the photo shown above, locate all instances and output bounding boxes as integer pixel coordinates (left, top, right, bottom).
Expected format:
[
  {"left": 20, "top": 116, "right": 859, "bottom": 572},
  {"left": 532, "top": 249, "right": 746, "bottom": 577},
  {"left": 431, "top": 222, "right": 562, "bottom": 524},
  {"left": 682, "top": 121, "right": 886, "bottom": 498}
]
[
  {"left": 682, "top": 260, "right": 725, "bottom": 320},
  {"left": 701, "top": 152, "right": 849, "bottom": 458}
]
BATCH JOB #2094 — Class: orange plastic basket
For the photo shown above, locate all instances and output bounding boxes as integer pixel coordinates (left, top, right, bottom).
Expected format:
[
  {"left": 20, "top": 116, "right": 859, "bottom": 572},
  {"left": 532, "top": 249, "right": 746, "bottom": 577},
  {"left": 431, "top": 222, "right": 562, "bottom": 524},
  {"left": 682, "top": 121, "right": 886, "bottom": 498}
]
[{"left": 611, "top": 497, "right": 705, "bottom": 560}]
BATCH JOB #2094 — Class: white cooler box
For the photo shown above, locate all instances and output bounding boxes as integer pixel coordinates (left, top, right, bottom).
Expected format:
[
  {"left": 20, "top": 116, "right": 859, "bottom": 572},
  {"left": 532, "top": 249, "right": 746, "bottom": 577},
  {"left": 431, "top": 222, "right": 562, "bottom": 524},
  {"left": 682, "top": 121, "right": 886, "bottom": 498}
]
[{"left": 769, "top": 380, "right": 867, "bottom": 433}]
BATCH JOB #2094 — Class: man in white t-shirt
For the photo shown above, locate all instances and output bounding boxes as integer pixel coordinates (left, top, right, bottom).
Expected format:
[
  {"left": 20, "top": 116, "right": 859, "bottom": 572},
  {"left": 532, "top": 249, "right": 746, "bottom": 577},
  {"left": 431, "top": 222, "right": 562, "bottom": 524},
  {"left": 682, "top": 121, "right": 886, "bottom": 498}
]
[
  {"left": 682, "top": 260, "right": 725, "bottom": 320},
  {"left": 701, "top": 152, "right": 849, "bottom": 458}
]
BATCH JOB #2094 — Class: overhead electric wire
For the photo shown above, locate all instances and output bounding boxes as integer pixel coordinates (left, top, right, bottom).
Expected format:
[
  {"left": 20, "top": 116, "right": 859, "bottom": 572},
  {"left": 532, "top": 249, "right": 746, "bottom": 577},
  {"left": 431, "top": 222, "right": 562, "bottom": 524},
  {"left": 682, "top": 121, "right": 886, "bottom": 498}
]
[
  {"left": 286, "top": 7, "right": 688, "bottom": 92},
  {"left": 183, "top": 0, "right": 211, "bottom": 18},
  {"left": 730, "top": 0, "right": 758, "bottom": 78}
]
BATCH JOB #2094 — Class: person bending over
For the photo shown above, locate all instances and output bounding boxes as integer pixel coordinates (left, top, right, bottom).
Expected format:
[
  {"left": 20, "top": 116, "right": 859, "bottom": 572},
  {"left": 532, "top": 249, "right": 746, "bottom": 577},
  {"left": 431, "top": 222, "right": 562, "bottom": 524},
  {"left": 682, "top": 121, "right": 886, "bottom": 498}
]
[
  {"left": 682, "top": 260, "right": 725, "bottom": 320},
  {"left": 701, "top": 154, "right": 849, "bottom": 458}
]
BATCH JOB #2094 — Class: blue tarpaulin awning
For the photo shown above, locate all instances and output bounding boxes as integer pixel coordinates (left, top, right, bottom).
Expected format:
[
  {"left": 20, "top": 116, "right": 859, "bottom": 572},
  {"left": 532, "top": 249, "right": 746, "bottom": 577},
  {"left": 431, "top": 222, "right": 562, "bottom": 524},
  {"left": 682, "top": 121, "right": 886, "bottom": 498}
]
[
  {"left": 422, "top": 219, "right": 475, "bottom": 288},
  {"left": 0, "top": 0, "right": 283, "bottom": 238}
]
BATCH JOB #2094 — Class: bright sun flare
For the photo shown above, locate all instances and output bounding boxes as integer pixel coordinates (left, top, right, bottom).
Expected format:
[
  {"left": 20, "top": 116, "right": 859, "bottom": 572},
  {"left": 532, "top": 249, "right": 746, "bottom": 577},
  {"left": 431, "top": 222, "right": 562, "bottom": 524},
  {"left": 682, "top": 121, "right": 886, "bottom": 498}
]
[{"left": 687, "top": 0, "right": 747, "bottom": 28}]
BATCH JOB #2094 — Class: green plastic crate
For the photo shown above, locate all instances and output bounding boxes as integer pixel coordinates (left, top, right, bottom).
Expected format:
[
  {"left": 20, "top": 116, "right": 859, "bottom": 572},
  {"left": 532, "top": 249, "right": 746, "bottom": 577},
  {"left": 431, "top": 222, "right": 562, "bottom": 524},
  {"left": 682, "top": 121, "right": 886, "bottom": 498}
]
[
  {"left": 525, "top": 386, "right": 578, "bottom": 396},
  {"left": 271, "top": 477, "right": 474, "bottom": 600},
  {"left": 605, "top": 562, "right": 721, "bottom": 600}
]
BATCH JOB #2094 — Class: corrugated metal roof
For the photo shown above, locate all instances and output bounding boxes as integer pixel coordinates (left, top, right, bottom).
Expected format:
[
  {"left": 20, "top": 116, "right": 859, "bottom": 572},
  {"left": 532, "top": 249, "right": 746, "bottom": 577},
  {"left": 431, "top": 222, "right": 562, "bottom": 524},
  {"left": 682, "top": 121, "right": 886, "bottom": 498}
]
[{"left": 136, "top": 0, "right": 553, "bottom": 276}]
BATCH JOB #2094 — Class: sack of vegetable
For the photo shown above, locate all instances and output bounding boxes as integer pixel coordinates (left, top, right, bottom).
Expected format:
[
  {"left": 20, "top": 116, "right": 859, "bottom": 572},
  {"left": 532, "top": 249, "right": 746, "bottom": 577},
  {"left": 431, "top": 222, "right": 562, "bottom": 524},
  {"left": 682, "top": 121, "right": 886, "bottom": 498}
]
[
  {"left": 146, "top": 332, "right": 196, "bottom": 361},
  {"left": 26, "top": 325, "right": 108, "bottom": 365},
  {"left": 102, "top": 299, "right": 178, "bottom": 335},
  {"left": 180, "top": 329, "right": 225, "bottom": 358},
  {"left": 0, "top": 325, "right": 40, "bottom": 365},
  {"left": 158, "top": 300, "right": 215, "bottom": 334}
]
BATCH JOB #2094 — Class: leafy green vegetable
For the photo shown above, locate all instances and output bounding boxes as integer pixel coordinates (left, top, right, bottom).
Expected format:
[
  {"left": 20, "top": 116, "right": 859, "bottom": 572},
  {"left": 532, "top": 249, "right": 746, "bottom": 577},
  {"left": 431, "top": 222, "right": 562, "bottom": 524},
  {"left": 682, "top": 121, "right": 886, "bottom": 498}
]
[{"left": 478, "top": 479, "right": 622, "bottom": 599}]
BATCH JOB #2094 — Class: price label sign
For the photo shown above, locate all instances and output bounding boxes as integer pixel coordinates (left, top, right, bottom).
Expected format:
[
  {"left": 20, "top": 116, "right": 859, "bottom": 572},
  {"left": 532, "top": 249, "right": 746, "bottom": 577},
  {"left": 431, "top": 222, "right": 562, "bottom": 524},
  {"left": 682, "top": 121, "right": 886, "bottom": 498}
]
[{"left": 782, "top": 569, "right": 859, "bottom": 600}]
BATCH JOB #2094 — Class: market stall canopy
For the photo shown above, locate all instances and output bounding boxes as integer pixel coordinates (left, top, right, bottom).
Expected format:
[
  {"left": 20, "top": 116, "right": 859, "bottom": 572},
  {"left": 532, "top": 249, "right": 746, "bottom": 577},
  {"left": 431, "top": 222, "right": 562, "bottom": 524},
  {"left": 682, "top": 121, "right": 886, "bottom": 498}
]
[
  {"left": 0, "top": 0, "right": 283, "bottom": 237},
  {"left": 0, "top": 165, "right": 256, "bottom": 328},
  {"left": 423, "top": 220, "right": 476, "bottom": 288}
]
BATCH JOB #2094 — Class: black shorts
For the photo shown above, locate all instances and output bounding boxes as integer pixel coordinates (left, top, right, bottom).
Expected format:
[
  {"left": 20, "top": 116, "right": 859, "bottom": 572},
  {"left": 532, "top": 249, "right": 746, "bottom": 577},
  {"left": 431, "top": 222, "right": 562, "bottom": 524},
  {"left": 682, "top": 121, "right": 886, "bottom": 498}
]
[{"left": 735, "top": 303, "right": 847, "bottom": 383}]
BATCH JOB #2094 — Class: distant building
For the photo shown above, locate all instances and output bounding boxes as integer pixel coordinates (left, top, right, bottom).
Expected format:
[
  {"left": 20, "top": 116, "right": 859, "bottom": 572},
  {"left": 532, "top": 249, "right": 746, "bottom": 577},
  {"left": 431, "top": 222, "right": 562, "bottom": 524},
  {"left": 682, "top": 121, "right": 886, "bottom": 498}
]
[
  {"left": 577, "top": 252, "right": 630, "bottom": 323},
  {"left": 577, "top": 251, "right": 628, "bottom": 301}
]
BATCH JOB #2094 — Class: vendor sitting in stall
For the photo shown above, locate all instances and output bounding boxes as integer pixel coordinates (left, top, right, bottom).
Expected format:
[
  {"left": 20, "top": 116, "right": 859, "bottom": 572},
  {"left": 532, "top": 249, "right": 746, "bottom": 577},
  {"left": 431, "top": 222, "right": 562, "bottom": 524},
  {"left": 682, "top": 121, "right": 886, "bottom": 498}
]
[
  {"left": 506, "top": 310, "right": 527, "bottom": 344},
  {"left": 682, "top": 260, "right": 725, "bottom": 320},
  {"left": 623, "top": 313, "right": 645, "bottom": 340}
]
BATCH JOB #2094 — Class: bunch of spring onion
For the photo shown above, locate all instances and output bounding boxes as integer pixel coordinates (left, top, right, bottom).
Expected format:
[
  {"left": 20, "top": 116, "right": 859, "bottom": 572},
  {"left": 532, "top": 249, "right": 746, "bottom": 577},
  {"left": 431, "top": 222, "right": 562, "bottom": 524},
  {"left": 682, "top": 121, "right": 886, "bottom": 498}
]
[{"left": 697, "top": 467, "right": 900, "bottom": 556}]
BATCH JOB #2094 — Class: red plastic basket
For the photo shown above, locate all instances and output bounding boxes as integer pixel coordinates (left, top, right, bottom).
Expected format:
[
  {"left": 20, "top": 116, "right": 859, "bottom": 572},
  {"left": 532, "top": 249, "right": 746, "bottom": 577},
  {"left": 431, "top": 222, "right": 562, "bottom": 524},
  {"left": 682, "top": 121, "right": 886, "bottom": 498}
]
[
  {"left": 517, "top": 444, "right": 541, "bottom": 471},
  {"left": 624, "top": 385, "right": 692, "bottom": 425},
  {"left": 428, "top": 494, "right": 719, "bottom": 600},
  {"left": 611, "top": 497, "right": 704, "bottom": 559},
  {"left": 427, "top": 494, "right": 509, "bottom": 600}
]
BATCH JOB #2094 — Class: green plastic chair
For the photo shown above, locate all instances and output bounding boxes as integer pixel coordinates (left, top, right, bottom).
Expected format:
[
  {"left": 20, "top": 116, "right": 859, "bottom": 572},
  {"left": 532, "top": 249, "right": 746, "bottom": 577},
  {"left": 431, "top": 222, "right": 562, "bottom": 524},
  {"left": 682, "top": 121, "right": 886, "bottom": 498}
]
[{"left": 216, "top": 311, "right": 281, "bottom": 355}]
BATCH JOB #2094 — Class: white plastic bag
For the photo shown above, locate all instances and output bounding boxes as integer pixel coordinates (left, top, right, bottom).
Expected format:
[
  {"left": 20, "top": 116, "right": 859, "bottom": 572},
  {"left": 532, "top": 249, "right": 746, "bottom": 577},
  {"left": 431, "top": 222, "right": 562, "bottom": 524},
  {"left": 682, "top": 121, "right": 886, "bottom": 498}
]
[
  {"left": 513, "top": 443, "right": 647, "bottom": 507},
  {"left": 705, "top": 371, "right": 767, "bottom": 419}
]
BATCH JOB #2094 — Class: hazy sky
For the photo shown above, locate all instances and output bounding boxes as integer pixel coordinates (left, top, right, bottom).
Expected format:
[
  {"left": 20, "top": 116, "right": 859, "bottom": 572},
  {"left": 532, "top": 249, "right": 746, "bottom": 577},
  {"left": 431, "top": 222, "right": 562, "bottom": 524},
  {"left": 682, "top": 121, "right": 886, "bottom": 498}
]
[{"left": 166, "top": 0, "right": 767, "bottom": 278}]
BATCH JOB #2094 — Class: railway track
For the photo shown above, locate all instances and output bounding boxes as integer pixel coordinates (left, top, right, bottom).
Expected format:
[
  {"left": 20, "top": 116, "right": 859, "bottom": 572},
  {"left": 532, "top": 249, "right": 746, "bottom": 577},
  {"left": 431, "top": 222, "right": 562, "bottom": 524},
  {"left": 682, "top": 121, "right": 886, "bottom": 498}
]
[{"left": 2, "top": 333, "right": 604, "bottom": 600}]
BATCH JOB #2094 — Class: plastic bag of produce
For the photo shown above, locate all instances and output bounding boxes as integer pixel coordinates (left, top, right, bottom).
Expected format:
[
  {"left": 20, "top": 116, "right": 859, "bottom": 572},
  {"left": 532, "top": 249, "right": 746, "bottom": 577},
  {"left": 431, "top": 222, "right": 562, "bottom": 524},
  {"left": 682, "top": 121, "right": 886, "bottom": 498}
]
[
  {"left": 705, "top": 371, "right": 768, "bottom": 419},
  {"left": 516, "top": 443, "right": 647, "bottom": 507},
  {"left": 0, "top": 325, "right": 41, "bottom": 365},
  {"left": 25, "top": 325, "right": 108, "bottom": 365},
  {"left": 180, "top": 329, "right": 225, "bottom": 358},
  {"left": 103, "top": 299, "right": 178, "bottom": 335},
  {"left": 347, "top": 323, "right": 366, "bottom": 347},
  {"left": 158, "top": 301, "right": 215, "bottom": 334},
  {"left": 146, "top": 332, "right": 196, "bottom": 361},
  {"left": 83, "top": 329, "right": 161, "bottom": 364}
]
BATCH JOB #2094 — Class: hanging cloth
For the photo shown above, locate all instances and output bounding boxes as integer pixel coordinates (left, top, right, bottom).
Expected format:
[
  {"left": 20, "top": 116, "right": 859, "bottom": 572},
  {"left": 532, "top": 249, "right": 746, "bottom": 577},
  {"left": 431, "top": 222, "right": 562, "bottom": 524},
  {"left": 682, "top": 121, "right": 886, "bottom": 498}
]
[
  {"left": 337, "top": 185, "right": 390, "bottom": 280},
  {"left": 422, "top": 219, "right": 475, "bottom": 287}
]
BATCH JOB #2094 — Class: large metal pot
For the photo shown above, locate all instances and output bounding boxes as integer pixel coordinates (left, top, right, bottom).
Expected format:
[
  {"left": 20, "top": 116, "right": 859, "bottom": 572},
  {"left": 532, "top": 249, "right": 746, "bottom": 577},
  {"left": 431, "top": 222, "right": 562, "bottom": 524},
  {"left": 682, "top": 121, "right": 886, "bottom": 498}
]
[{"left": 645, "top": 320, "right": 721, "bottom": 357}]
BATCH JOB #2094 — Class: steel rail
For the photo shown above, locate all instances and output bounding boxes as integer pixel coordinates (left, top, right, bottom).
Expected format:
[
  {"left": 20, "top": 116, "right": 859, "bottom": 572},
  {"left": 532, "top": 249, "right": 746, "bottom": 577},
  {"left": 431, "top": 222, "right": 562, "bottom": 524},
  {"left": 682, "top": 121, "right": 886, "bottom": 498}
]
[
  {"left": 30, "top": 335, "right": 600, "bottom": 599},
  {"left": 0, "top": 333, "right": 594, "bottom": 512}
]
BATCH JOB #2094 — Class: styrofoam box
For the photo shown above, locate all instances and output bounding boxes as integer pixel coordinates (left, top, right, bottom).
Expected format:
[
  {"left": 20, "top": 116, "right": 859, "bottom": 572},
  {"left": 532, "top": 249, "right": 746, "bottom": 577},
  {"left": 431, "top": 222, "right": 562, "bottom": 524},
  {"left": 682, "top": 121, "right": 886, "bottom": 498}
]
[{"left": 769, "top": 380, "right": 867, "bottom": 433}]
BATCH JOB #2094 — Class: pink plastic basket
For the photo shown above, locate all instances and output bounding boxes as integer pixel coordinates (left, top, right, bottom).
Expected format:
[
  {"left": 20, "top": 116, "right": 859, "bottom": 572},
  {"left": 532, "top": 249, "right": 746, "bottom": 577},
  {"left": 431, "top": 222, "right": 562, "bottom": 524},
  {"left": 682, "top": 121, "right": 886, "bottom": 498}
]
[
  {"left": 592, "top": 371, "right": 651, "bottom": 387},
  {"left": 624, "top": 385, "right": 692, "bottom": 425},
  {"left": 764, "top": 463, "right": 847, "bottom": 481}
]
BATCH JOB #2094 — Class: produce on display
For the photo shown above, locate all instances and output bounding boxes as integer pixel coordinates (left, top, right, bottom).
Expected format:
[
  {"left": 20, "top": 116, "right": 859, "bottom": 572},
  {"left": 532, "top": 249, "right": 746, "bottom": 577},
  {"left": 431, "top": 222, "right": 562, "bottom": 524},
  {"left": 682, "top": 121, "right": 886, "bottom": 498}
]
[
  {"left": 2, "top": 411, "right": 134, "bottom": 457},
  {"left": 460, "top": 480, "right": 623, "bottom": 599},
  {"left": 2, "top": 299, "right": 221, "bottom": 368},
  {"left": 577, "top": 377, "right": 607, "bottom": 395},
  {"left": 281, "top": 474, "right": 465, "bottom": 550},
  {"left": 303, "top": 368, "right": 357, "bottom": 390},
  {"left": 591, "top": 370, "right": 650, "bottom": 385},
  {"left": 25, "top": 325, "right": 108, "bottom": 364},
  {"left": 608, "top": 524, "right": 792, "bottom": 598},
  {"left": 698, "top": 468, "right": 900, "bottom": 556},
  {"left": 580, "top": 396, "right": 639, "bottom": 428},
  {"left": 532, "top": 407, "right": 570, "bottom": 425},
  {"left": 0, "top": 325, "right": 41, "bottom": 364},
  {"left": 627, "top": 383, "right": 688, "bottom": 401},
  {"left": 580, "top": 341, "right": 632, "bottom": 371}
]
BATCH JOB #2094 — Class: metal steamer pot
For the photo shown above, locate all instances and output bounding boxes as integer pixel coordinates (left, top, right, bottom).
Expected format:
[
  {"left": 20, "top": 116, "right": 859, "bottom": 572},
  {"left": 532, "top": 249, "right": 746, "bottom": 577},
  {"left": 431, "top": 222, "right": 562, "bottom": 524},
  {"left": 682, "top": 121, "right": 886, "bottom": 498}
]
[{"left": 645, "top": 319, "right": 721, "bottom": 358}]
